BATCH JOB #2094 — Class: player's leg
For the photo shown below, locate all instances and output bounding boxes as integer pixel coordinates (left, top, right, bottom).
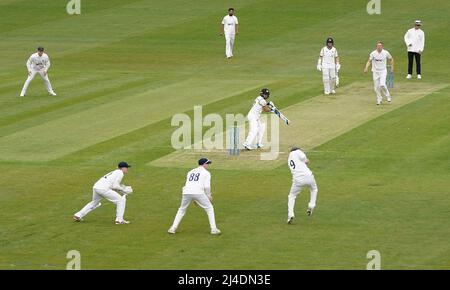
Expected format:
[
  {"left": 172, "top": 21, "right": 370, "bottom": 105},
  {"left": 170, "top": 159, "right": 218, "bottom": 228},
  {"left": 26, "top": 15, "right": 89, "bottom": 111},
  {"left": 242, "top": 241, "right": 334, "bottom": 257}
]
[
  {"left": 379, "top": 70, "right": 391, "bottom": 102},
  {"left": 229, "top": 34, "right": 235, "bottom": 57},
  {"left": 243, "top": 116, "right": 258, "bottom": 149},
  {"left": 225, "top": 34, "right": 231, "bottom": 58},
  {"left": 193, "top": 194, "right": 220, "bottom": 234},
  {"left": 73, "top": 189, "right": 103, "bottom": 221},
  {"left": 256, "top": 119, "right": 266, "bottom": 148},
  {"left": 407, "top": 52, "right": 413, "bottom": 78},
  {"left": 169, "top": 195, "right": 192, "bottom": 233},
  {"left": 415, "top": 52, "right": 421, "bottom": 78},
  {"left": 329, "top": 68, "right": 336, "bottom": 94},
  {"left": 38, "top": 71, "right": 56, "bottom": 95},
  {"left": 306, "top": 175, "right": 318, "bottom": 215},
  {"left": 287, "top": 181, "right": 302, "bottom": 223},
  {"left": 20, "top": 70, "right": 37, "bottom": 97},
  {"left": 100, "top": 189, "right": 128, "bottom": 224},
  {"left": 373, "top": 73, "right": 382, "bottom": 105},
  {"left": 322, "top": 68, "right": 330, "bottom": 94}
]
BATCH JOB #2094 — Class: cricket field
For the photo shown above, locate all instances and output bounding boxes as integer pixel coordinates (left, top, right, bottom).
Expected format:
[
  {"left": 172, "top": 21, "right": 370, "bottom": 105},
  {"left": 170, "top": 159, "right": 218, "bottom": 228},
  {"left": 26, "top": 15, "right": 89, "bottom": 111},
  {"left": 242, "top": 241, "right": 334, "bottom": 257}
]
[{"left": 0, "top": 0, "right": 449, "bottom": 269}]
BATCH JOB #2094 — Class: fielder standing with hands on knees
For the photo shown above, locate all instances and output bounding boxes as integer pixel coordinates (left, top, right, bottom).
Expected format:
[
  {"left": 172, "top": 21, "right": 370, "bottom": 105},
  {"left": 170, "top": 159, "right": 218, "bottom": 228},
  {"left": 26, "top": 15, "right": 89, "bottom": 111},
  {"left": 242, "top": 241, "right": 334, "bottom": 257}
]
[
  {"left": 168, "top": 158, "right": 221, "bottom": 235},
  {"left": 404, "top": 20, "right": 425, "bottom": 79},
  {"left": 73, "top": 161, "right": 133, "bottom": 225},
  {"left": 20, "top": 47, "right": 57, "bottom": 97}
]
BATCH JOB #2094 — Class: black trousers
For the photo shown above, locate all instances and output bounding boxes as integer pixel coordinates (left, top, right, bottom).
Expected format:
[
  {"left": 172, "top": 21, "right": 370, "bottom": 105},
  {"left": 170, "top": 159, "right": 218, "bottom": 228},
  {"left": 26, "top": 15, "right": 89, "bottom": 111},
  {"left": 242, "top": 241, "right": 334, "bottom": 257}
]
[{"left": 408, "top": 52, "right": 421, "bottom": 75}]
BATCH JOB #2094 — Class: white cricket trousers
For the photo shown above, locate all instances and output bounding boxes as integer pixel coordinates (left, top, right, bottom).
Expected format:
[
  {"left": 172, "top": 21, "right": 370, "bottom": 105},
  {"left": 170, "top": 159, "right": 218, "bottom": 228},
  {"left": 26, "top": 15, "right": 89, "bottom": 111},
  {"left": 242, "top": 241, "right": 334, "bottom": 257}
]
[
  {"left": 372, "top": 70, "right": 391, "bottom": 104},
  {"left": 20, "top": 70, "right": 55, "bottom": 96},
  {"left": 170, "top": 194, "right": 218, "bottom": 231},
  {"left": 75, "top": 188, "right": 127, "bottom": 222},
  {"left": 288, "top": 175, "right": 318, "bottom": 218},
  {"left": 225, "top": 33, "right": 236, "bottom": 58},
  {"left": 244, "top": 115, "right": 265, "bottom": 147},
  {"left": 322, "top": 67, "right": 336, "bottom": 94}
]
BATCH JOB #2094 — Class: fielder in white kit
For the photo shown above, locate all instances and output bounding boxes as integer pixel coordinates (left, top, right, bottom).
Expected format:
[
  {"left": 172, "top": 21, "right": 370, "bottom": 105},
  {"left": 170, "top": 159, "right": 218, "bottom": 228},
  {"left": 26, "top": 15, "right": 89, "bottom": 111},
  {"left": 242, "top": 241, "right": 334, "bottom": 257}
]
[
  {"left": 287, "top": 147, "right": 318, "bottom": 224},
  {"left": 168, "top": 158, "right": 221, "bottom": 235},
  {"left": 20, "top": 47, "right": 57, "bottom": 97},
  {"left": 73, "top": 161, "right": 133, "bottom": 225},
  {"left": 243, "top": 88, "right": 271, "bottom": 150},
  {"left": 364, "top": 41, "right": 394, "bottom": 105},
  {"left": 317, "top": 37, "right": 340, "bottom": 95},
  {"left": 221, "top": 8, "right": 239, "bottom": 59}
]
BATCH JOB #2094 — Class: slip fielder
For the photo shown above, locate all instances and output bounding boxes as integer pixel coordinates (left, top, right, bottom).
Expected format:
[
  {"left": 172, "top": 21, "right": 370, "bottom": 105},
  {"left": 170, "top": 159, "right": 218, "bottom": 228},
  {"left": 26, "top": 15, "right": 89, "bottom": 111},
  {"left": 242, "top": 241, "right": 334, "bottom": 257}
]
[
  {"left": 364, "top": 41, "right": 394, "bottom": 105},
  {"left": 242, "top": 88, "right": 271, "bottom": 150},
  {"left": 317, "top": 37, "right": 340, "bottom": 95},
  {"left": 287, "top": 147, "right": 318, "bottom": 224},
  {"left": 73, "top": 161, "right": 133, "bottom": 225},
  {"left": 20, "top": 47, "right": 57, "bottom": 97},
  {"left": 168, "top": 158, "right": 221, "bottom": 235}
]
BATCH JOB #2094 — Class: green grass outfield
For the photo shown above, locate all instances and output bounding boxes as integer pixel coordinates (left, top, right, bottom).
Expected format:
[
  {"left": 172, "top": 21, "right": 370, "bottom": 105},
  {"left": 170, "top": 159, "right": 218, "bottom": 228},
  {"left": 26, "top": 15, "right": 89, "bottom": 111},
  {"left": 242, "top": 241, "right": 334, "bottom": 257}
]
[{"left": 0, "top": 0, "right": 449, "bottom": 269}]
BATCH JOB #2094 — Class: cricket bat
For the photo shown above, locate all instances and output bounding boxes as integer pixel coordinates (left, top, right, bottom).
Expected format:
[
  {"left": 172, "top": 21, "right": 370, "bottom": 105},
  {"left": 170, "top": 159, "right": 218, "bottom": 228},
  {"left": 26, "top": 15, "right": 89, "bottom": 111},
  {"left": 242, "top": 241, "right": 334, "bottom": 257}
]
[{"left": 268, "top": 102, "right": 290, "bottom": 125}]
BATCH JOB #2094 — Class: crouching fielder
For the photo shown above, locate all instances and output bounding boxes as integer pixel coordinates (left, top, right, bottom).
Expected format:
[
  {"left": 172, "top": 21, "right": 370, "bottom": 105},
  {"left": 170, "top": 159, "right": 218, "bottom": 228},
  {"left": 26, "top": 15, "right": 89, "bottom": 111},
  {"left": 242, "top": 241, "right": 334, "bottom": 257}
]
[
  {"left": 317, "top": 37, "right": 340, "bottom": 95},
  {"left": 364, "top": 41, "right": 394, "bottom": 105},
  {"left": 287, "top": 147, "right": 318, "bottom": 224},
  {"left": 20, "top": 47, "right": 56, "bottom": 97},
  {"left": 168, "top": 158, "right": 221, "bottom": 235},
  {"left": 73, "top": 161, "right": 133, "bottom": 225}
]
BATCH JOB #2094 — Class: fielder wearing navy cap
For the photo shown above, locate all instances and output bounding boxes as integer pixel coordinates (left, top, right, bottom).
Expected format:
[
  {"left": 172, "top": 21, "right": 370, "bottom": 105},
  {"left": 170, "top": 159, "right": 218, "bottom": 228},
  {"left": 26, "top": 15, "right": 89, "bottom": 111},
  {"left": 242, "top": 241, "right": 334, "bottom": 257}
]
[
  {"left": 198, "top": 158, "right": 212, "bottom": 165},
  {"left": 118, "top": 161, "right": 131, "bottom": 168}
]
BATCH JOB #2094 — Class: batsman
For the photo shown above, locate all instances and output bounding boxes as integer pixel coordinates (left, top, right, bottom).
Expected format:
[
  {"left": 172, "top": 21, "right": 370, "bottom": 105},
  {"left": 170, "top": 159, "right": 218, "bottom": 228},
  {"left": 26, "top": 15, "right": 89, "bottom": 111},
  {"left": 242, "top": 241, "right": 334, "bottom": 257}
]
[{"left": 317, "top": 37, "right": 340, "bottom": 95}]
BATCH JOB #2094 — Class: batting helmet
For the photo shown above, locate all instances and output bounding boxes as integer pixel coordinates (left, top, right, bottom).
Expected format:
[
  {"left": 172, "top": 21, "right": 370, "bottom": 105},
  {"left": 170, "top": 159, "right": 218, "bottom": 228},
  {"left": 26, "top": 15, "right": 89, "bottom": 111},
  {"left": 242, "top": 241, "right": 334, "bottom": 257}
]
[
  {"left": 260, "top": 88, "right": 270, "bottom": 98},
  {"left": 326, "top": 37, "right": 334, "bottom": 44}
]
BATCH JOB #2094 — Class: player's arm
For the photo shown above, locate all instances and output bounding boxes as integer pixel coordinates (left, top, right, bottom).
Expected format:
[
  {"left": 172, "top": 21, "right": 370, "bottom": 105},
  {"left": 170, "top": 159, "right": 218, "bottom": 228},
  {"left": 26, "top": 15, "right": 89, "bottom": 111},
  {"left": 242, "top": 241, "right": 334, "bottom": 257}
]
[
  {"left": 364, "top": 57, "right": 371, "bottom": 73},
  {"left": 389, "top": 57, "right": 394, "bottom": 72},
  {"left": 261, "top": 100, "right": 271, "bottom": 112},
  {"left": 419, "top": 32, "right": 425, "bottom": 54},
  {"left": 404, "top": 31, "right": 412, "bottom": 47},
  {"left": 26, "top": 56, "right": 32, "bottom": 75},
  {"left": 44, "top": 57, "right": 50, "bottom": 76},
  {"left": 235, "top": 24, "right": 239, "bottom": 34},
  {"left": 335, "top": 56, "right": 341, "bottom": 71},
  {"left": 204, "top": 173, "right": 212, "bottom": 201},
  {"left": 111, "top": 172, "right": 127, "bottom": 192}
]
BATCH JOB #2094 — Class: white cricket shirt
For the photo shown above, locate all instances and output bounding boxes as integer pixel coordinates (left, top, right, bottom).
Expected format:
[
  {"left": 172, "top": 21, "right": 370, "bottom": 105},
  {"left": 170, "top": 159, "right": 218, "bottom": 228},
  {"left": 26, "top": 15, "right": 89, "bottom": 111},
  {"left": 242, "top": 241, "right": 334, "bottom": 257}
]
[
  {"left": 319, "top": 46, "right": 339, "bottom": 69},
  {"left": 222, "top": 15, "right": 238, "bottom": 35},
  {"left": 247, "top": 96, "right": 268, "bottom": 119},
  {"left": 93, "top": 169, "right": 125, "bottom": 191},
  {"left": 182, "top": 166, "right": 211, "bottom": 195},
  {"left": 369, "top": 49, "right": 392, "bottom": 72},
  {"left": 404, "top": 28, "right": 425, "bottom": 52},
  {"left": 27, "top": 53, "right": 51, "bottom": 71},
  {"left": 288, "top": 149, "right": 313, "bottom": 179}
]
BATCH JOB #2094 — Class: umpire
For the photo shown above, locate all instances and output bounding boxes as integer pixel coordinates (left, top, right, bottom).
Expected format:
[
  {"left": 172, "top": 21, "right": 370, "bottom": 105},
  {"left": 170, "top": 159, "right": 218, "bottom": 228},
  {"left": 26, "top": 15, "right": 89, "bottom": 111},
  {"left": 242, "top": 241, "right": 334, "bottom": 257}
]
[{"left": 404, "top": 20, "right": 425, "bottom": 79}]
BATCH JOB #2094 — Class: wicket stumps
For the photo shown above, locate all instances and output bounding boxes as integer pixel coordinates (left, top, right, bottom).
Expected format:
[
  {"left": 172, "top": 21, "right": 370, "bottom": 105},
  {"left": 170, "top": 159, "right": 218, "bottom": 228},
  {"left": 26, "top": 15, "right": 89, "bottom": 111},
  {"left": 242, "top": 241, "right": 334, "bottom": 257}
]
[
  {"left": 387, "top": 65, "right": 394, "bottom": 88},
  {"left": 229, "top": 126, "right": 240, "bottom": 155}
]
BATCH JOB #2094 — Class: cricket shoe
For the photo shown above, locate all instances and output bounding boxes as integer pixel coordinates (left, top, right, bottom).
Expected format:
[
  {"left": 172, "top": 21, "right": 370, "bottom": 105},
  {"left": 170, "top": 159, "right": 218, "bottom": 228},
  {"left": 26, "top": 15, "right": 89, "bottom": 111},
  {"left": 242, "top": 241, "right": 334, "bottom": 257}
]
[
  {"left": 417, "top": 74, "right": 422, "bottom": 79},
  {"left": 243, "top": 144, "right": 252, "bottom": 150},
  {"left": 287, "top": 216, "right": 294, "bottom": 224},
  {"left": 115, "top": 220, "right": 130, "bottom": 225},
  {"left": 324, "top": 91, "right": 330, "bottom": 95},
  {"left": 256, "top": 143, "right": 264, "bottom": 149},
  {"left": 306, "top": 207, "right": 314, "bottom": 216},
  {"left": 168, "top": 228, "right": 176, "bottom": 234},
  {"left": 49, "top": 91, "right": 57, "bottom": 96},
  {"left": 387, "top": 98, "right": 392, "bottom": 103},
  {"left": 406, "top": 74, "right": 412, "bottom": 79},
  {"left": 331, "top": 90, "right": 336, "bottom": 94},
  {"left": 19, "top": 94, "right": 25, "bottom": 97},
  {"left": 211, "top": 229, "right": 221, "bottom": 235},
  {"left": 73, "top": 215, "right": 83, "bottom": 222}
]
